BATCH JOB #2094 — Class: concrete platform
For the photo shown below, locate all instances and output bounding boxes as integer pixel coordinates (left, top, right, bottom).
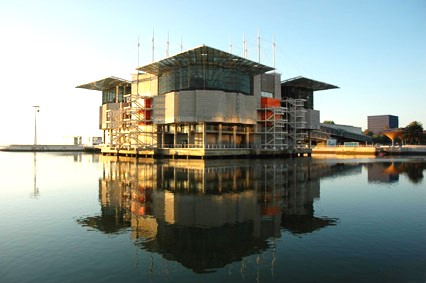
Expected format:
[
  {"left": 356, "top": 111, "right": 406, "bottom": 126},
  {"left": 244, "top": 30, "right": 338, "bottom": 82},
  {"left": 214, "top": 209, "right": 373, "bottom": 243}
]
[
  {"left": 0, "top": 144, "right": 87, "bottom": 152},
  {"left": 312, "top": 146, "right": 377, "bottom": 155},
  {"left": 312, "top": 145, "right": 426, "bottom": 156},
  {"left": 99, "top": 146, "right": 312, "bottom": 159}
]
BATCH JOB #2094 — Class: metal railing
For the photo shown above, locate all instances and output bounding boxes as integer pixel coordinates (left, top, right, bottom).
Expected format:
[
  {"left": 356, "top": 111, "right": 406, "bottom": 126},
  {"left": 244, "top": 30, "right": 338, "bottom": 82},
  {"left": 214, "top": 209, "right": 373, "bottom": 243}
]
[{"left": 161, "top": 143, "right": 253, "bottom": 149}]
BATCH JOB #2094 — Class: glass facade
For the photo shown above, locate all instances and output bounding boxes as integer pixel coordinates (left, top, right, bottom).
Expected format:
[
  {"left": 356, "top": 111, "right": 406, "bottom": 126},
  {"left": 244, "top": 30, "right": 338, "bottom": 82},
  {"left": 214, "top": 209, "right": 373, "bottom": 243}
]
[
  {"left": 158, "top": 64, "right": 251, "bottom": 95},
  {"left": 282, "top": 86, "right": 314, "bottom": 109},
  {"left": 102, "top": 85, "right": 130, "bottom": 104}
]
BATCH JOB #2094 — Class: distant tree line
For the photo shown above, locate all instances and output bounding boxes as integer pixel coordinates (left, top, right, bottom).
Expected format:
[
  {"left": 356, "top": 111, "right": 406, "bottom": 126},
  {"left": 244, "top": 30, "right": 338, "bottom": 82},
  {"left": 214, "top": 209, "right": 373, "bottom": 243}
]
[
  {"left": 363, "top": 121, "right": 426, "bottom": 145},
  {"left": 323, "top": 120, "right": 335, "bottom": 124}
]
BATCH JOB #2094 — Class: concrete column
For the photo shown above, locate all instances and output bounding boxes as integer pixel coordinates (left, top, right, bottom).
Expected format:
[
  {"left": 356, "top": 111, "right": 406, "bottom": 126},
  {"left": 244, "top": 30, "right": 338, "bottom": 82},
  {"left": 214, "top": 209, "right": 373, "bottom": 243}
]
[
  {"left": 202, "top": 123, "right": 206, "bottom": 149},
  {"left": 173, "top": 124, "right": 177, "bottom": 148},
  {"left": 187, "top": 126, "right": 190, "bottom": 148},
  {"left": 245, "top": 126, "right": 250, "bottom": 148},
  {"left": 218, "top": 123, "right": 222, "bottom": 147},
  {"left": 161, "top": 125, "right": 165, "bottom": 148},
  {"left": 115, "top": 86, "right": 119, "bottom": 103},
  {"left": 308, "top": 130, "right": 311, "bottom": 149},
  {"left": 233, "top": 125, "right": 237, "bottom": 148}
]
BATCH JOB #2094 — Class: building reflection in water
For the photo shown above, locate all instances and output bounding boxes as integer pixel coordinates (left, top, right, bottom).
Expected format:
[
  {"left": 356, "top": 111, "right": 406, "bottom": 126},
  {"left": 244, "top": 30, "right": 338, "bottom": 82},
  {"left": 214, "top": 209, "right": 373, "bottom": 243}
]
[
  {"left": 367, "top": 161, "right": 425, "bottom": 184},
  {"left": 77, "top": 157, "right": 365, "bottom": 273}
]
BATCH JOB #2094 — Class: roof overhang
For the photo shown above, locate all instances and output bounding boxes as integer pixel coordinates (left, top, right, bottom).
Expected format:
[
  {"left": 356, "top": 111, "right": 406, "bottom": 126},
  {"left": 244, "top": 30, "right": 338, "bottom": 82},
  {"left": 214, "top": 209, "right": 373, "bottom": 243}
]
[
  {"left": 137, "top": 45, "right": 274, "bottom": 76},
  {"left": 76, "top": 76, "right": 131, "bottom": 91},
  {"left": 281, "top": 76, "right": 338, "bottom": 91}
]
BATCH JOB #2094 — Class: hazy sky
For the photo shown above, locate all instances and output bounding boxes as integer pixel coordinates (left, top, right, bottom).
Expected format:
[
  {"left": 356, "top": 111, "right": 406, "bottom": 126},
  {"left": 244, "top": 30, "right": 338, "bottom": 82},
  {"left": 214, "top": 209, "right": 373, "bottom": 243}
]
[{"left": 0, "top": 0, "right": 425, "bottom": 144}]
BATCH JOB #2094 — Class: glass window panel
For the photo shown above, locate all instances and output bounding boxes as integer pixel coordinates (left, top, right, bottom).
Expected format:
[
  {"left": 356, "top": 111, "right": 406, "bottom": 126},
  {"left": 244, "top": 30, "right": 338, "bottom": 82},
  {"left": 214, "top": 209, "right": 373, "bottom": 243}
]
[{"left": 159, "top": 64, "right": 252, "bottom": 95}]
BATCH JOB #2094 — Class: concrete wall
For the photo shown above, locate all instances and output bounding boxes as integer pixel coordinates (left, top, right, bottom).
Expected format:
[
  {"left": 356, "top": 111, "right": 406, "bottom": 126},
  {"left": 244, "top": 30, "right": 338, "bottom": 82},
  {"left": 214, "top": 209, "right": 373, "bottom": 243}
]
[
  {"left": 253, "top": 75, "right": 262, "bottom": 100},
  {"left": 131, "top": 73, "right": 158, "bottom": 96},
  {"left": 153, "top": 95, "right": 166, "bottom": 124},
  {"left": 305, "top": 109, "right": 320, "bottom": 130},
  {"left": 312, "top": 146, "right": 377, "bottom": 155},
  {"left": 154, "top": 90, "right": 258, "bottom": 124},
  {"left": 262, "top": 73, "right": 282, "bottom": 100}
]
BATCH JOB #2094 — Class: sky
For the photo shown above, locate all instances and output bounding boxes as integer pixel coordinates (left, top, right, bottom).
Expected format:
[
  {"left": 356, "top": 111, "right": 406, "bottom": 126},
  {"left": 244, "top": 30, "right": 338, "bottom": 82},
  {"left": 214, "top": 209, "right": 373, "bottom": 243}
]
[{"left": 0, "top": 0, "right": 425, "bottom": 144}]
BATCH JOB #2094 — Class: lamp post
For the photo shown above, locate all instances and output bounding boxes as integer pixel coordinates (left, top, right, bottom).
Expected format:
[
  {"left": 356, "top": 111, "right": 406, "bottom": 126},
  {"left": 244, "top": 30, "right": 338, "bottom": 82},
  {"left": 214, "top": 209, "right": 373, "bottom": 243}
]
[{"left": 33, "top": 106, "right": 40, "bottom": 145}]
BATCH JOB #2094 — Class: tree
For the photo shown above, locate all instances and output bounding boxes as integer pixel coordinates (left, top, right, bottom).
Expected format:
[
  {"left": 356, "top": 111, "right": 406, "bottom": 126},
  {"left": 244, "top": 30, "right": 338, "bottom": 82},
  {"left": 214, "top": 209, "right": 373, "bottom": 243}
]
[
  {"left": 372, "top": 134, "right": 391, "bottom": 145},
  {"left": 323, "top": 120, "right": 335, "bottom": 124},
  {"left": 404, "top": 121, "right": 424, "bottom": 145}
]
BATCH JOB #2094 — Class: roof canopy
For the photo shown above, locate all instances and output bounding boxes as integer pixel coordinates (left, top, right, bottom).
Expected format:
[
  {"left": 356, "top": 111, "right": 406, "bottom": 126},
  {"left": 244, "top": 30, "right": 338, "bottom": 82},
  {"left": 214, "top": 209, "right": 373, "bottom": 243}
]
[
  {"left": 137, "top": 45, "right": 274, "bottom": 76},
  {"left": 281, "top": 76, "right": 338, "bottom": 91},
  {"left": 76, "top": 76, "right": 130, "bottom": 91}
]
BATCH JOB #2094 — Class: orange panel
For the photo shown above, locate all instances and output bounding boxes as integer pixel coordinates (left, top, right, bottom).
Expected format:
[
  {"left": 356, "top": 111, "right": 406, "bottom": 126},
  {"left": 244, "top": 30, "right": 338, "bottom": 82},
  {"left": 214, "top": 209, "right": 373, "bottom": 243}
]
[{"left": 261, "top": 97, "right": 281, "bottom": 108}]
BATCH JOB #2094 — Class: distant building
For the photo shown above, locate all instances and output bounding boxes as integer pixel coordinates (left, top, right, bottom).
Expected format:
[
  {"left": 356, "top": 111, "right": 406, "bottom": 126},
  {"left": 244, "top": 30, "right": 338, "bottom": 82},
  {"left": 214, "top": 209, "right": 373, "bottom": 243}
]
[
  {"left": 368, "top": 115, "right": 399, "bottom": 135},
  {"left": 318, "top": 123, "right": 371, "bottom": 144}
]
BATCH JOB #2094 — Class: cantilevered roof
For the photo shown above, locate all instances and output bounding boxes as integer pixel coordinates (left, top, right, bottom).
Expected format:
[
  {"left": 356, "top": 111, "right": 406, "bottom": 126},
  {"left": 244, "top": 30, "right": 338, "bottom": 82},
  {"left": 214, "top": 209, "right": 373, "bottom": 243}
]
[
  {"left": 76, "top": 76, "right": 131, "bottom": 91},
  {"left": 281, "top": 76, "right": 338, "bottom": 91},
  {"left": 137, "top": 45, "right": 274, "bottom": 76}
]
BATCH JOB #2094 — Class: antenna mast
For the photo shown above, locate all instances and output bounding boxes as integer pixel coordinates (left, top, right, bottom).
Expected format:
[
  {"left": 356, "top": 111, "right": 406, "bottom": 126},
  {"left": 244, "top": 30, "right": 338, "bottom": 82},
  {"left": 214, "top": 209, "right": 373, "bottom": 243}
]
[
  {"left": 257, "top": 29, "right": 261, "bottom": 63},
  {"left": 273, "top": 35, "right": 276, "bottom": 69},
  {"left": 243, "top": 34, "right": 247, "bottom": 58},
  {"left": 152, "top": 28, "right": 155, "bottom": 62},
  {"left": 166, "top": 31, "right": 170, "bottom": 57},
  {"left": 137, "top": 36, "right": 140, "bottom": 67}
]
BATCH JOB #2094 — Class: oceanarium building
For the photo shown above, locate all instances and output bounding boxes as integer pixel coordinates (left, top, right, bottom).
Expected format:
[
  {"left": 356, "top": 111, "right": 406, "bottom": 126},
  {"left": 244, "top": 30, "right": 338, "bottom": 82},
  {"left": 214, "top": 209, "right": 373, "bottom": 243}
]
[{"left": 77, "top": 45, "right": 337, "bottom": 158}]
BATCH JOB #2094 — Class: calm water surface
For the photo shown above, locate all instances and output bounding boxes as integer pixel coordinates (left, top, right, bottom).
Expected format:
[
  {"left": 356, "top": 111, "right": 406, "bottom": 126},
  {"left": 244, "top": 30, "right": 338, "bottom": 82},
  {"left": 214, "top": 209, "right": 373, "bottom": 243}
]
[{"left": 0, "top": 152, "right": 425, "bottom": 283}]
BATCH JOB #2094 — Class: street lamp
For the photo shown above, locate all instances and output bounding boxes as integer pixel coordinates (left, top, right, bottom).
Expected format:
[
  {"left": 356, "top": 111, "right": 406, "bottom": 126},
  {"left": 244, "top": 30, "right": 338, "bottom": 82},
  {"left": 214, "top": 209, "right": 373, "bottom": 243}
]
[{"left": 33, "top": 106, "right": 40, "bottom": 145}]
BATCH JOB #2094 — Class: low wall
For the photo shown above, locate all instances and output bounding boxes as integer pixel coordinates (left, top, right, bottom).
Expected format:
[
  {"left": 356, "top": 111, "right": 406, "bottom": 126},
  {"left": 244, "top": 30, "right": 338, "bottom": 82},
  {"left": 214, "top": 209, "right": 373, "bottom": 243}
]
[
  {"left": 382, "top": 145, "right": 426, "bottom": 155},
  {"left": 0, "top": 144, "right": 85, "bottom": 152},
  {"left": 312, "top": 146, "right": 377, "bottom": 155}
]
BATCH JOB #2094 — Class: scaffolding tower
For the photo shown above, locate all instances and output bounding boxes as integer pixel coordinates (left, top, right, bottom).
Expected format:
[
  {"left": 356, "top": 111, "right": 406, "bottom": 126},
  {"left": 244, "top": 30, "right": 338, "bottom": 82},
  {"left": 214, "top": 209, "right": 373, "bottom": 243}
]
[
  {"left": 104, "top": 72, "right": 157, "bottom": 150},
  {"left": 257, "top": 103, "right": 288, "bottom": 149},
  {"left": 123, "top": 90, "right": 155, "bottom": 149},
  {"left": 106, "top": 105, "right": 126, "bottom": 149},
  {"left": 284, "top": 98, "right": 307, "bottom": 149}
]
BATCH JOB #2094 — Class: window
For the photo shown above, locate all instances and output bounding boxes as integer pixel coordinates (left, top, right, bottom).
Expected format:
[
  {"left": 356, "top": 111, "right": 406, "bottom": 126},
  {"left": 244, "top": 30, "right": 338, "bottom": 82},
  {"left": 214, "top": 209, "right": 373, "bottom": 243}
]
[
  {"left": 261, "top": 91, "right": 273, "bottom": 98},
  {"left": 158, "top": 65, "right": 252, "bottom": 95}
]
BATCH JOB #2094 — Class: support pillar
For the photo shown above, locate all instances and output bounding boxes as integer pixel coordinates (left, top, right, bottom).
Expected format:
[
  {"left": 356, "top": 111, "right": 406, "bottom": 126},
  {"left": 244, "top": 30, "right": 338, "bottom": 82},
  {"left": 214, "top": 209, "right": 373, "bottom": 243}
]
[
  {"left": 202, "top": 123, "right": 206, "bottom": 149},
  {"left": 187, "top": 123, "right": 191, "bottom": 148},
  {"left": 173, "top": 124, "right": 177, "bottom": 148},
  {"left": 218, "top": 123, "right": 222, "bottom": 147},
  {"left": 161, "top": 125, "right": 165, "bottom": 148},
  {"left": 246, "top": 126, "right": 250, "bottom": 148},
  {"left": 233, "top": 125, "right": 237, "bottom": 148},
  {"left": 308, "top": 130, "right": 311, "bottom": 149}
]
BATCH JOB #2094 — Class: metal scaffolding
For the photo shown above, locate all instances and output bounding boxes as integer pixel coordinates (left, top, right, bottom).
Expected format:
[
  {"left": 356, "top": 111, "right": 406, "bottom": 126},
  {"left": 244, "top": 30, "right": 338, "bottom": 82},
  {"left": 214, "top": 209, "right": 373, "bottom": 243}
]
[
  {"left": 257, "top": 105, "right": 288, "bottom": 149},
  {"left": 123, "top": 91, "right": 156, "bottom": 149},
  {"left": 284, "top": 98, "right": 307, "bottom": 149}
]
